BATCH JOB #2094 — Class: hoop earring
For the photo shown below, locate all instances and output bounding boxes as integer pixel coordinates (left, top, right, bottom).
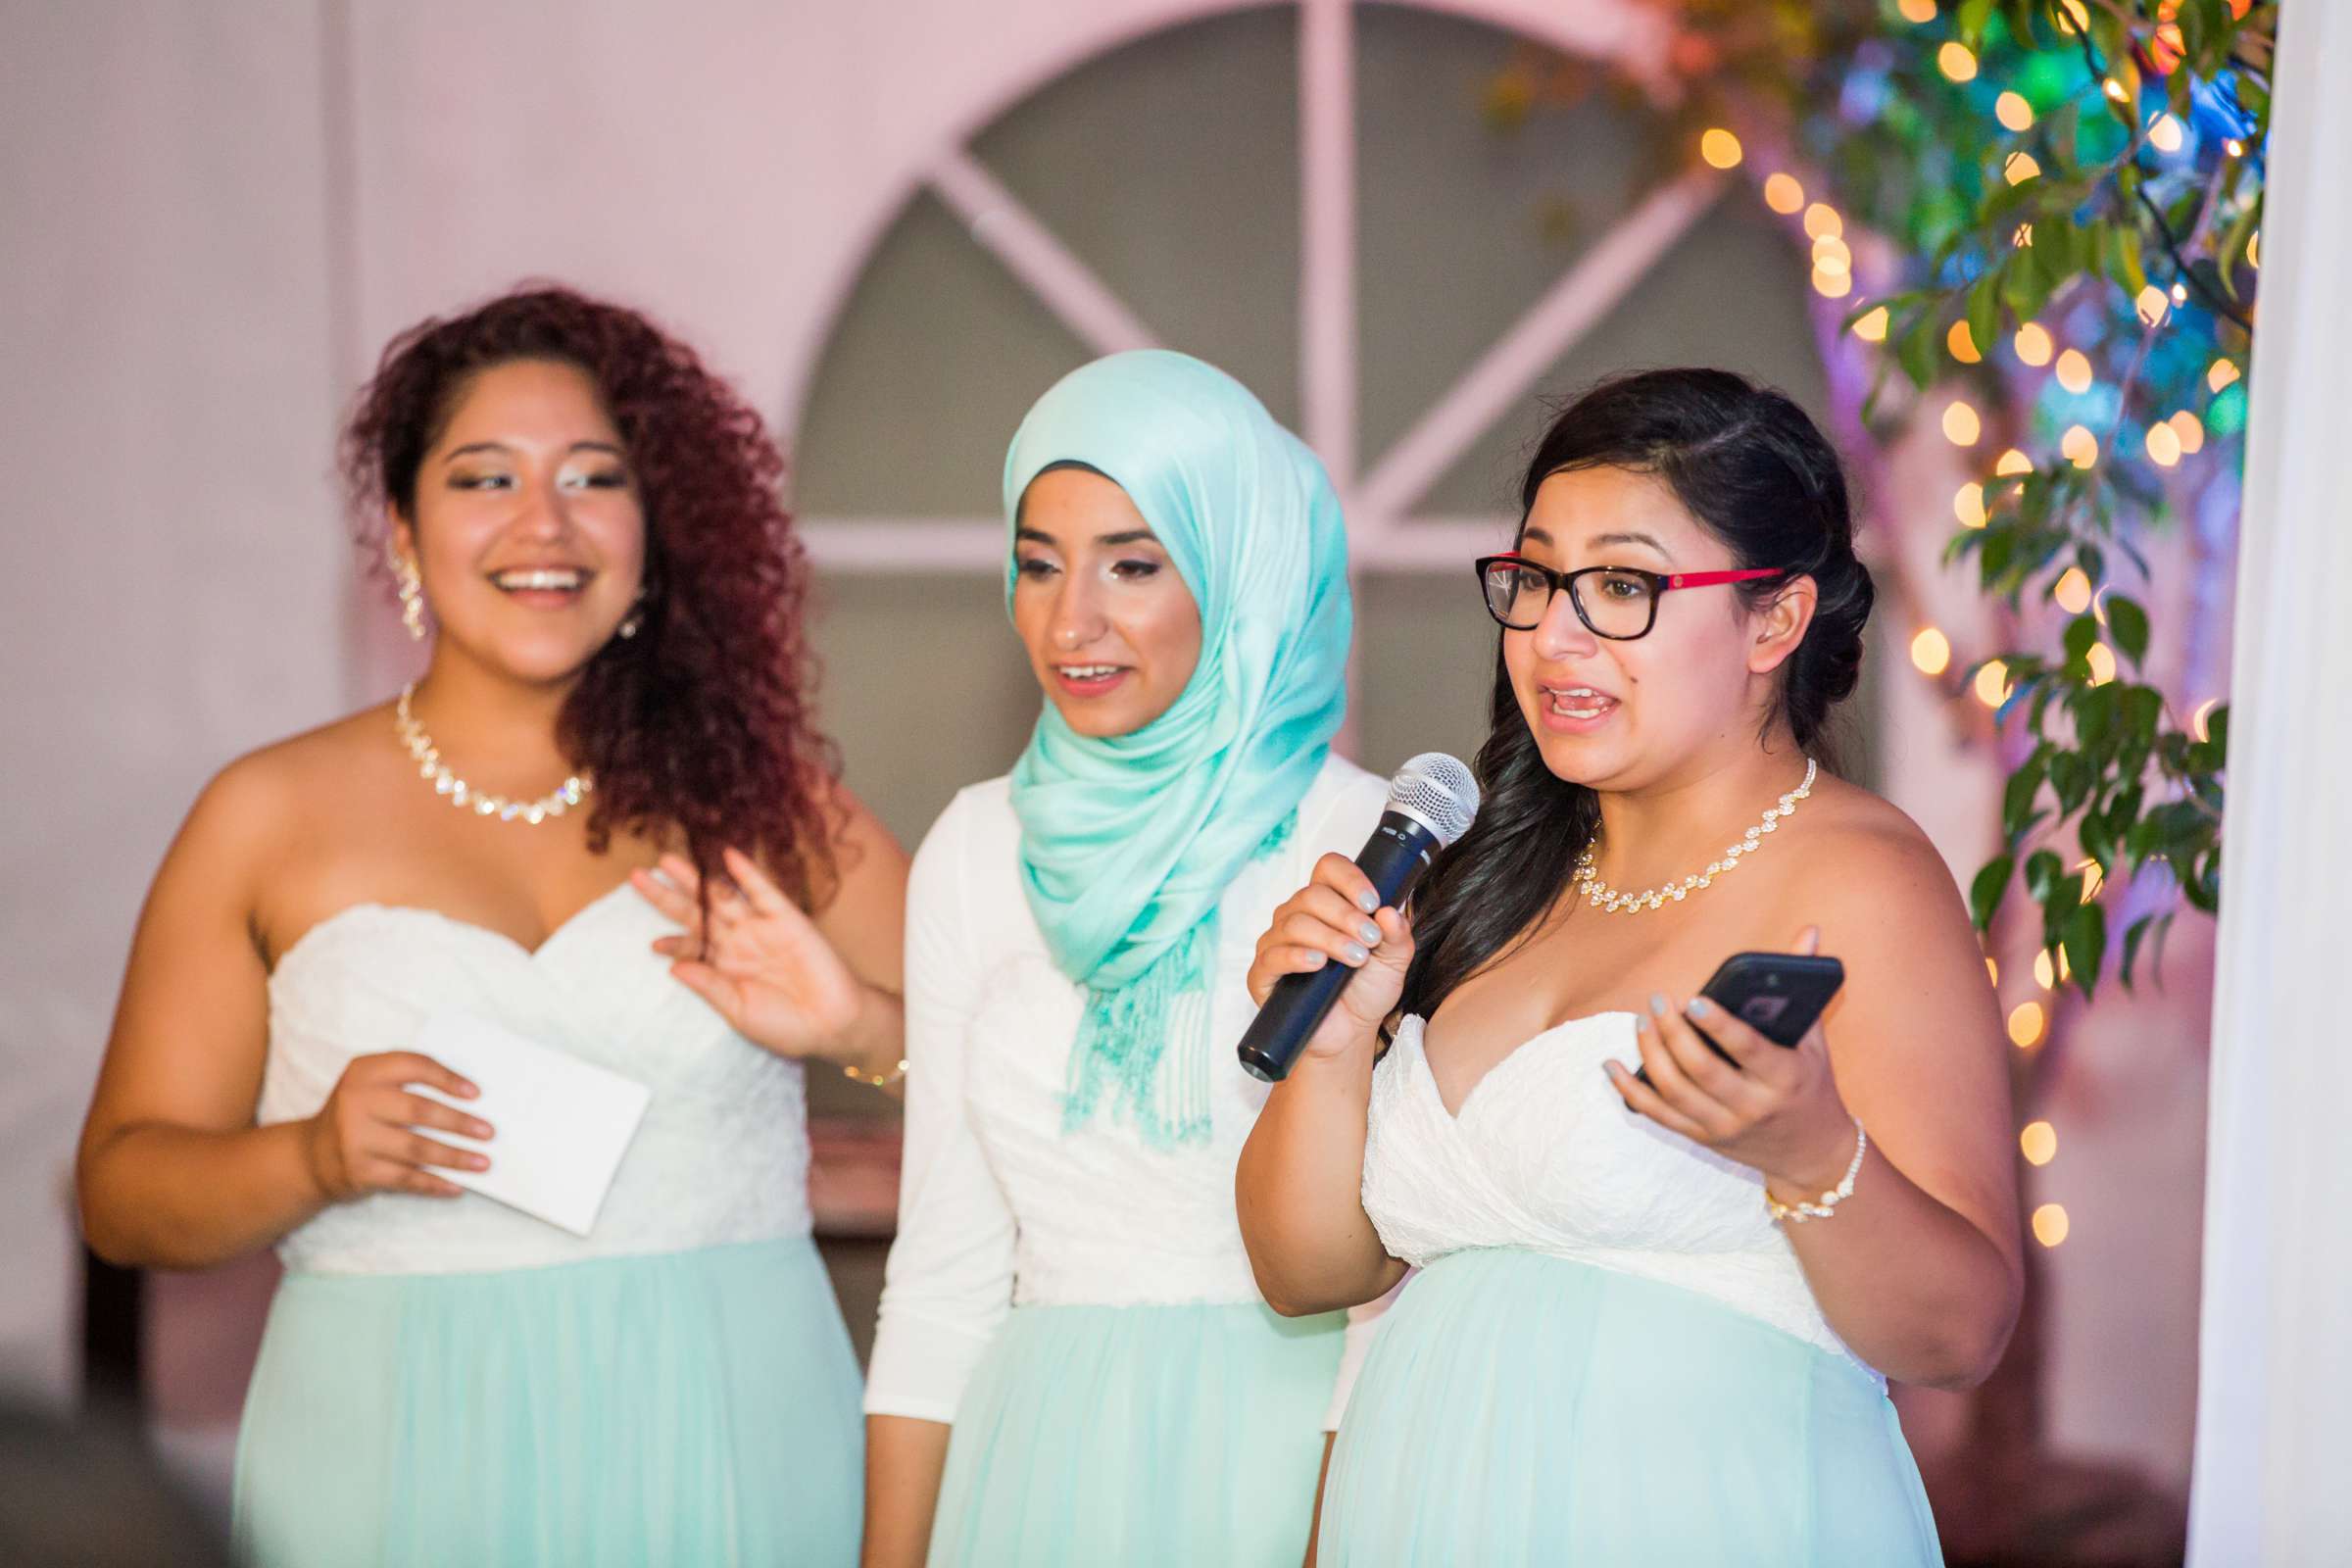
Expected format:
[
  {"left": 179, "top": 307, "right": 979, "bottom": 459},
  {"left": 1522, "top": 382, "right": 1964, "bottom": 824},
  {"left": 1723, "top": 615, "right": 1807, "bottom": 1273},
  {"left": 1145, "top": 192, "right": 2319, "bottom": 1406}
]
[{"left": 393, "top": 553, "right": 427, "bottom": 642}]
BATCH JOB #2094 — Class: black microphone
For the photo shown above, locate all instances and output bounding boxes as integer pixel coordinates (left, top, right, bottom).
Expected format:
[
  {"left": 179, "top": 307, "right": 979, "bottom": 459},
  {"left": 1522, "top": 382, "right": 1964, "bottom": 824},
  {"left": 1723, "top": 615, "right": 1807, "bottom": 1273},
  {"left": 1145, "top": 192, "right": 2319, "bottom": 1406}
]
[{"left": 1237, "top": 754, "right": 1481, "bottom": 1083}]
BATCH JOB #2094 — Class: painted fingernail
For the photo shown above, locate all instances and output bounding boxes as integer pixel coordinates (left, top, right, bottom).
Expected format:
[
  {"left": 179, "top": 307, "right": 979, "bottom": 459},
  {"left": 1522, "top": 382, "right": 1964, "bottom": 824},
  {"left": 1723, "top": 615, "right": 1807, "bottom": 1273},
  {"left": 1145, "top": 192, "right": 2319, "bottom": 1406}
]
[
  {"left": 1686, "top": 997, "right": 1714, "bottom": 1019},
  {"left": 469, "top": 1154, "right": 491, "bottom": 1171},
  {"left": 1355, "top": 890, "right": 1379, "bottom": 912},
  {"left": 1357, "top": 921, "right": 1382, "bottom": 946},
  {"left": 1633, "top": 1013, "right": 1649, "bottom": 1033},
  {"left": 1304, "top": 952, "right": 1328, "bottom": 968},
  {"left": 1343, "top": 943, "right": 1370, "bottom": 965},
  {"left": 1649, "top": 992, "right": 1670, "bottom": 1015}
]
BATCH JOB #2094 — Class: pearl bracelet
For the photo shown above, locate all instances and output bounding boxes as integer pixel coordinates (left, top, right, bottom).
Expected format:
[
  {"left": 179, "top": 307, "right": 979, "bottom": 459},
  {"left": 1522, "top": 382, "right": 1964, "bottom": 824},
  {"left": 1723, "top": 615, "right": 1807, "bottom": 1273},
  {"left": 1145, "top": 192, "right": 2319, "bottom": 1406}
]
[
  {"left": 1766, "top": 1118, "right": 1868, "bottom": 1224},
  {"left": 843, "top": 1058, "right": 908, "bottom": 1090}
]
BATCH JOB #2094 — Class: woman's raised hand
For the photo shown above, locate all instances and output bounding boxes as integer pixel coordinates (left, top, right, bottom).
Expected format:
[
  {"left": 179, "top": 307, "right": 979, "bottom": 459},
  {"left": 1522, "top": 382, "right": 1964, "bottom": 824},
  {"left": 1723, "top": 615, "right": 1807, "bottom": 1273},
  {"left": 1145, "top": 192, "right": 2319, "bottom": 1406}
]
[
  {"left": 631, "top": 848, "right": 869, "bottom": 1062},
  {"left": 1245, "top": 852, "right": 1415, "bottom": 1063},
  {"left": 301, "top": 1053, "right": 490, "bottom": 1202}
]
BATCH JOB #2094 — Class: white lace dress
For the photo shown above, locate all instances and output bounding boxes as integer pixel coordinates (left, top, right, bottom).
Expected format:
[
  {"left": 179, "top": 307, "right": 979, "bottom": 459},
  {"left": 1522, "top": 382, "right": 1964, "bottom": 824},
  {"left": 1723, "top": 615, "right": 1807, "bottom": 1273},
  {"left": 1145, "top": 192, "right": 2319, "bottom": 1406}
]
[
  {"left": 231, "top": 884, "right": 862, "bottom": 1568},
  {"left": 1317, "top": 1012, "right": 1943, "bottom": 1566}
]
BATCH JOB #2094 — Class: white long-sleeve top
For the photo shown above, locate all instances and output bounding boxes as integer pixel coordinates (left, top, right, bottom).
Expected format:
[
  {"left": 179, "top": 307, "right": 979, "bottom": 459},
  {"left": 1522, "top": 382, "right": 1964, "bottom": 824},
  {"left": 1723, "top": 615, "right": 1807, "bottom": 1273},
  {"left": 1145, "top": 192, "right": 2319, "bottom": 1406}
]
[{"left": 864, "top": 755, "right": 1389, "bottom": 1424}]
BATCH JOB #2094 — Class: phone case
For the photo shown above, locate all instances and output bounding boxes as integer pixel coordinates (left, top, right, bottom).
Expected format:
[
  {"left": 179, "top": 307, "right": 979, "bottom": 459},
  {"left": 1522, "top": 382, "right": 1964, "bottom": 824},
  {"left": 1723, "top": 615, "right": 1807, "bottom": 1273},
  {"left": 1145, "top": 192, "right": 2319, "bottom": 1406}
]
[
  {"left": 1631, "top": 952, "right": 1844, "bottom": 1088},
  {"left": 1697, "top": 953, "right": 1846, "bottom": 1049}
]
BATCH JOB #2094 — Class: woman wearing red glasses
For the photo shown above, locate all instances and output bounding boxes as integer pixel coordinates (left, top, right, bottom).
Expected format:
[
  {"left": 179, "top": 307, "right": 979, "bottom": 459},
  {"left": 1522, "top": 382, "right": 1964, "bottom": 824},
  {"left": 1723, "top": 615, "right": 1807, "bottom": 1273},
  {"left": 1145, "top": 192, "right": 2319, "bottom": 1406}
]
[{"left": 1235, "top": 368, "right": 2018, "bottom": 1563}]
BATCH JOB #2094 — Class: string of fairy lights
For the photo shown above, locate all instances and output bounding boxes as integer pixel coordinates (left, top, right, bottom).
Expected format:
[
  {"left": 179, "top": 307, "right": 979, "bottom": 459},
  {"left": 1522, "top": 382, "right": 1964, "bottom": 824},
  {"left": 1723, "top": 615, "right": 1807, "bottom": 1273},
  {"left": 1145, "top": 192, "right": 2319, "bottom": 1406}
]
[{"left": 1692, "top": 0, "right": 2255, "bottom": 1253}]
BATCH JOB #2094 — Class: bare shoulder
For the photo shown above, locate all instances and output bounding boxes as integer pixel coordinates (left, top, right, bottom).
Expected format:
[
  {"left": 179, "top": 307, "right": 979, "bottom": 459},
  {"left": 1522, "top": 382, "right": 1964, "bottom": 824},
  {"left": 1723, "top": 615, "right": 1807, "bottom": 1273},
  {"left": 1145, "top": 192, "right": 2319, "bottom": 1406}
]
[
  {"left": 820, "top": 775, "right": 901, "bottom": 849},
  {"left": 807, "top": 773, "right": 910, "bottom": 911},
  {"left": 132, "top": 703, "right": 403, "bottom": 968},
  {"left": 177, "top": 705, "right": 395, "bottom": 874},
  {"left": 1764, "top": 777, "right": 1994, "bottom": 1019},
  {"left": 1792, "top": 777, "right": 1967, "bottom": 919}
]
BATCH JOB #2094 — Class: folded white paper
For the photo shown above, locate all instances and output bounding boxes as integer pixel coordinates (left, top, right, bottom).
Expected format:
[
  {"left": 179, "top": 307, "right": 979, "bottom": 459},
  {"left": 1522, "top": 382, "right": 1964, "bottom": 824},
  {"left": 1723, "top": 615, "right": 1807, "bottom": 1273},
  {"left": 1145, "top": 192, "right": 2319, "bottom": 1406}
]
[{"left": 407, "top": 1009, "right": 652, "bottom": 1237}]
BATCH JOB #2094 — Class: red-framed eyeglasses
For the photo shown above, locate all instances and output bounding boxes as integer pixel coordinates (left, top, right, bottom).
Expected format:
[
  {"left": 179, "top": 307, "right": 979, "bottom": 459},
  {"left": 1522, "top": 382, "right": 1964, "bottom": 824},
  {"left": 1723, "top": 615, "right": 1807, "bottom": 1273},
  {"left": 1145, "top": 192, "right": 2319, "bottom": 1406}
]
[{"left": 1473, "top": 553, "right": 1785, "bottom": 640}]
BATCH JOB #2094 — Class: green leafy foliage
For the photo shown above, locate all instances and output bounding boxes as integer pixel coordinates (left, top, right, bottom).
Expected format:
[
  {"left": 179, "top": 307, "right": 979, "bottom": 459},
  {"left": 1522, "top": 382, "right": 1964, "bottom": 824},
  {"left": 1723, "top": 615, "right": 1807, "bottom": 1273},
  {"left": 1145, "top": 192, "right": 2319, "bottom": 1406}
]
[
  {"left": 1616, "top": 0, "right": 2268, "bottom": 1001},
  {"left": 1491, "top": 3, "right": 2263, "bottom": 1002},
  {"left": 1895, "top": 3, "right": 2258, "bottom": 997}
]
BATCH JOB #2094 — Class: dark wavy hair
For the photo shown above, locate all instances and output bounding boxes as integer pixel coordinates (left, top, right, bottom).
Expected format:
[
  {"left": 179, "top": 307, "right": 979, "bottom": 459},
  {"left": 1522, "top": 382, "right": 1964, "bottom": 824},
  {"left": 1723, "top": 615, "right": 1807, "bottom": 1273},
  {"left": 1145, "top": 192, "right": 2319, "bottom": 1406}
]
[
  {"left": 1396, "top": 368, "right": 1874, "bottom": 1024},
  {"left": 341, "top": 284, "right": 840, "bottom": 906}
]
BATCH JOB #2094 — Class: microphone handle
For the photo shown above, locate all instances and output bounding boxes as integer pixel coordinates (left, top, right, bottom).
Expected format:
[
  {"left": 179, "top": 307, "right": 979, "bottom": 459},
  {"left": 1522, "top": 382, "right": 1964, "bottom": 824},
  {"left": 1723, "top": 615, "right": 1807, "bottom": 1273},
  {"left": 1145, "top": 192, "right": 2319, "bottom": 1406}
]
[{"left": 1236, "top": 812, "right": 1439, "bottom": 1084}]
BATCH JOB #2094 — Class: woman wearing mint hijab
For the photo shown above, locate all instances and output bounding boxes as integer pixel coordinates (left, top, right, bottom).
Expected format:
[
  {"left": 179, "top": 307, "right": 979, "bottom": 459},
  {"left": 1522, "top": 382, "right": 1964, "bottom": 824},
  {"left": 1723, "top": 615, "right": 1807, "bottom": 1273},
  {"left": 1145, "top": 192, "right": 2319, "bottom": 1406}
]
[{"left": 860, "top": 350, "right": 1388, "bottom": 1566}]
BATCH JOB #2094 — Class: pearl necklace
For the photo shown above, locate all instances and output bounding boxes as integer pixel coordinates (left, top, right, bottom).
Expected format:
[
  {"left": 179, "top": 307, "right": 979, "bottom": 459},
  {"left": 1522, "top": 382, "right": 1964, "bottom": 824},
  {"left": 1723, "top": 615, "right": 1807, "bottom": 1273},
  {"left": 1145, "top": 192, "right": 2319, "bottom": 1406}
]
[
  {"left": 395, "top": 683, "right": 593, "bottom": 826},
  {"left": 1573, "top": 758, "right": 1817, "bottom": 914}
]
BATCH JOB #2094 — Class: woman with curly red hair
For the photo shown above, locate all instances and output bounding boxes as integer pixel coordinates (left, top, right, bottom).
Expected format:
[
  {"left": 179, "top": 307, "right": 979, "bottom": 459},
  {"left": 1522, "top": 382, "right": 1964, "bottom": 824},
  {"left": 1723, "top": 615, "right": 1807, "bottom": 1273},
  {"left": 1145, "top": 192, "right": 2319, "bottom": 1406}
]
[{"left": 75, "top": 285, "right": 903, "bottom": 1565}]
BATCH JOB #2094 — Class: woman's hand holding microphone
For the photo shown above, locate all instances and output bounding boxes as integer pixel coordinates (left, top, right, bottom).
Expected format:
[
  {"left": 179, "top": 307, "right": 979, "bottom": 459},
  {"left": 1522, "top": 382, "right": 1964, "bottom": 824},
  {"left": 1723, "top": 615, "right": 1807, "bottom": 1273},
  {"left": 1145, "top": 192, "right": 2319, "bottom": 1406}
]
[{"left": 1245, "top": 852, "right": 1416, "bottom": 1067}]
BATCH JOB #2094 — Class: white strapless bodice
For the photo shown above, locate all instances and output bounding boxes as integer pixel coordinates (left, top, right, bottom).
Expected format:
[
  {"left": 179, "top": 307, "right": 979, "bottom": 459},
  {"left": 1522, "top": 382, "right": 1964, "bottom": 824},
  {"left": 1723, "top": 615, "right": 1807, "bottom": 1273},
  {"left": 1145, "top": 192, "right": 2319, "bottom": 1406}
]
[
  {"left": 1362, "top": 1013, "right": 1876, "bottom": 1380},
  {"left": 257, "top": 883, "right": 811, "bottom": 1276}
]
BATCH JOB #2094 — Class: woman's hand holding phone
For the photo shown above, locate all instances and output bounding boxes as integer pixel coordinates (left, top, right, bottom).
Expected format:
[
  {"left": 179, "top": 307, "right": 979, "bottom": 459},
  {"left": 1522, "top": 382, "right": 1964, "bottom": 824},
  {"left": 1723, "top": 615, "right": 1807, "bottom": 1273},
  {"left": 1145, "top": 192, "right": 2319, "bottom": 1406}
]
[{"left": 1602, "top": 926, "right": 1862, "bottom": 1202}]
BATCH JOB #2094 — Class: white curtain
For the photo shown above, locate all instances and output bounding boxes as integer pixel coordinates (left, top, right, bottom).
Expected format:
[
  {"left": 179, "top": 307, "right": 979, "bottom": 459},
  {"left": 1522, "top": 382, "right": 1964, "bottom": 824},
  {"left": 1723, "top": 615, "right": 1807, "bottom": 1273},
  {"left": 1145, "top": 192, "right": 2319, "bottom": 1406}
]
[{"left": 2186, "top": 3, "right": 2352, "bottom": 1560}]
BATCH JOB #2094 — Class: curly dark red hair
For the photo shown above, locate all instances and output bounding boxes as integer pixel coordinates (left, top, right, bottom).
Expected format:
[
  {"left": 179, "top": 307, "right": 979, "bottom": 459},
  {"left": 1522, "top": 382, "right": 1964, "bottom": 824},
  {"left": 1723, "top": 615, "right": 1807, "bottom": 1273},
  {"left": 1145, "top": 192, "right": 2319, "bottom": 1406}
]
[{"left": 342, "top": 284, "right": 840, "bottom": 907}]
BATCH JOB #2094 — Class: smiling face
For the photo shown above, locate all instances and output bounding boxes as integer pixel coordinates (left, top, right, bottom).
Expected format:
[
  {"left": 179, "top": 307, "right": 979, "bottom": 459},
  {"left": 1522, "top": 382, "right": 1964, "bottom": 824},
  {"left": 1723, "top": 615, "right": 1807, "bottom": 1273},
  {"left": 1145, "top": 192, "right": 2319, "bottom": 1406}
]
[
  {"left": 1010, "top": 466, "right": 1203, "bottom": 739},
  {"left": 392, "top": 358, "right": 647, "bottom": 688},
  {"left": 1504, "top": 465, "right": 1814, "bottom": 789}
]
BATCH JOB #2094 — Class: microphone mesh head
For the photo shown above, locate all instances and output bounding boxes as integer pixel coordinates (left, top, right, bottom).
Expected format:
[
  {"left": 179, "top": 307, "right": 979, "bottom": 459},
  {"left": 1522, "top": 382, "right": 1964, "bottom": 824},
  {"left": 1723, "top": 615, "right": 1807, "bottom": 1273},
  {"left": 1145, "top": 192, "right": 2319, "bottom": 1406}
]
[{"left": 1388, "top": 753, "right": 1480, "bottom": 846}]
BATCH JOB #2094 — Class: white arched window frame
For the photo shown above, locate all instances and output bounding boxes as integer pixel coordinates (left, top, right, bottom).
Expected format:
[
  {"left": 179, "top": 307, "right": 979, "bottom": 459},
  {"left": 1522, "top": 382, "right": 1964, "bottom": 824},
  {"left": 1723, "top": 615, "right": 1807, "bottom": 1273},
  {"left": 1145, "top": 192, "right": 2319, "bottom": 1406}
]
[{"left": 786, "top": 0, "right": 1710, "bottom": 573}]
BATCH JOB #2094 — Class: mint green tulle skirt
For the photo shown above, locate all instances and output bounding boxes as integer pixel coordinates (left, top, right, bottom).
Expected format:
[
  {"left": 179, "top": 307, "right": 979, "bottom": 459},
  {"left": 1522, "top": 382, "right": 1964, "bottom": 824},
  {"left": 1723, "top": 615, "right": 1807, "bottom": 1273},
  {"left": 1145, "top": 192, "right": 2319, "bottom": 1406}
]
[
  {"left": 1320, "top": 1249, "right": 1942, "bottom": 1567},
  {"left": 231, "top": 1236, "right": 862, "bottom": 1567},
  {"left": 926, "top": 1299, "right": 1346, "bottom": 1567}
]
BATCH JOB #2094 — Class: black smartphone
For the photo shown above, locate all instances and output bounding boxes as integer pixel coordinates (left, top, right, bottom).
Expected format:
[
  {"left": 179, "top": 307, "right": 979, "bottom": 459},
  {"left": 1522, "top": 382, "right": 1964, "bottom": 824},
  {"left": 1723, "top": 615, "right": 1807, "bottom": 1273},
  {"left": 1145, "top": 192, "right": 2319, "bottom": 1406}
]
[{"left": 1633, "top": 952, "right": 1844, "bottom": 1087}]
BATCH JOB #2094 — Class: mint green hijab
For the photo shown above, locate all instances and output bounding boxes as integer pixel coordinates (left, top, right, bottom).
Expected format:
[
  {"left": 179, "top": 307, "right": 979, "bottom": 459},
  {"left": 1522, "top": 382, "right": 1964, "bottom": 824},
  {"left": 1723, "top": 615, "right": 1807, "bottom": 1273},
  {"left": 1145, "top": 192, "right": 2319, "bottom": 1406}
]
[{"left": 1004, "top": 351, "right": 1352, "bottom": 1147}]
